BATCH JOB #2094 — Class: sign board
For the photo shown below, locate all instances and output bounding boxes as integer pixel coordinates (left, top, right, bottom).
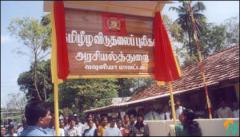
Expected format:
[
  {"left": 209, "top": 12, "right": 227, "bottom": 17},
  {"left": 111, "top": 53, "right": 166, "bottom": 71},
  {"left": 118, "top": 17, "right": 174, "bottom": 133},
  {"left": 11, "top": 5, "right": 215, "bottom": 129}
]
[{"left": 65, "top": 8, "right": 154, "bottom": 77}]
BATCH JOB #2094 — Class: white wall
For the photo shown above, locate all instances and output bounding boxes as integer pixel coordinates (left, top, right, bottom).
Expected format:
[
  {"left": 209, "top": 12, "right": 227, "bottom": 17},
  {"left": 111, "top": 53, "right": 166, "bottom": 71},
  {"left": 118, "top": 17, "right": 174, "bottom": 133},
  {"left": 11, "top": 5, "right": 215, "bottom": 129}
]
[{"left": 145, "top": 118, "right": 239, "bottom": 136}]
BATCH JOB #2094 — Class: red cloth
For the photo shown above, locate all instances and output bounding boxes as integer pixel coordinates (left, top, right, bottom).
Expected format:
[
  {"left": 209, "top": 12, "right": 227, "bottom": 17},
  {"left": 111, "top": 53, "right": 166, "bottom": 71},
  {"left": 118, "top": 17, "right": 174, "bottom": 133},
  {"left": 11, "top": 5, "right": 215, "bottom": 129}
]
[
  {"left": 153, "top": 12, "right": 180, "bottom": 81},
  {"left": 53, "top": 1, "right": 69, "bottom": 80},
  {"left": 102, "top": 13, "right": 127, "bottom": 36}
]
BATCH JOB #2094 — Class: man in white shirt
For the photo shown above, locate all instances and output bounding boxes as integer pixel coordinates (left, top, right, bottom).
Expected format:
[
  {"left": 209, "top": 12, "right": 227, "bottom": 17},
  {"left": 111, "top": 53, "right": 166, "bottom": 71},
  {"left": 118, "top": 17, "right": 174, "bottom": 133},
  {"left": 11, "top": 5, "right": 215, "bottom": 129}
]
[
  {"left": 175, "top": 99, "right": 185, "bottom": 119},
  {"left": 66, "top": 117, "right": 78, "bottom": 136},
  {"left": 159, "top": 105, "right": 171, "bottom": 120},
  {"left": 144, "top": 106, "right": 161, "bottom": 120},
  {"left": 104, "top": 117, "right": 122, "bottom": 136},
  {"left": 75, "top": 116, "right": 84, "bottom": 136},
  {"left": 83, "top": 113, "right": 96, "bottom": 132},
  {"left": 217, "top": 100, "right": 233, "bottom": 118},
  {"left": 82, "top": 120, "right": 97, "bottom": 136}
]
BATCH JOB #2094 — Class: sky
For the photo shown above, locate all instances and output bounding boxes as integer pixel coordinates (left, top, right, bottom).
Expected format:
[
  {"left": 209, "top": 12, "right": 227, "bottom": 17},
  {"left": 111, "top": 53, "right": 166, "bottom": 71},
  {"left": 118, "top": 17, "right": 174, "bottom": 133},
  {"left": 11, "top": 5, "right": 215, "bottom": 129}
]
[{"left": 1, "top": 1, "right": 239, "bottom": 107}]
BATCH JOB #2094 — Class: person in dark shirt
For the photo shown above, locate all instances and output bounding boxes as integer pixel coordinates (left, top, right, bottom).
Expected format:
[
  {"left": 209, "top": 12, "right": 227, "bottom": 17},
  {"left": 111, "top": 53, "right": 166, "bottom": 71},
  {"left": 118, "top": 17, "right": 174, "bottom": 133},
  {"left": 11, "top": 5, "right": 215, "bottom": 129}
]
[
  {"left": 128, "top": 114, "right": 136, "bottom": 136},
  {"left": 134, "top": 114, "right": 149, "bottom": 136},
  {"left": 175, "top": 109, "right": 202, "bottom": 136}
]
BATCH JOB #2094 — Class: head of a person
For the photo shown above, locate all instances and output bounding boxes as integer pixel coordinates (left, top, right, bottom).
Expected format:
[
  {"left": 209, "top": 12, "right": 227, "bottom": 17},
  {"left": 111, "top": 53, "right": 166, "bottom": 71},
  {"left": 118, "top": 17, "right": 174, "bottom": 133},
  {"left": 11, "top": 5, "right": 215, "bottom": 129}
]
[
  {"left": 179, "top": 109, "right": 195, "bottom": 124},
  {"left": 63, "top": 116, "right": 68, "bottom": 126},
  {"left": 24, "top": 101, "right": 52, "bottom": 128},
  {"left": 109, "top": 117, "right": 116, "bottom": 128},
  {"left": 153, "top": 105, "right": 159, "bottom": 112},
  {"left": 87, "top": 120, "right": 94, "bottom": 128},
  {"left": 175, "top": 99, "right": 181, "bottom": 108},
  {"left": 233, "top": 102, "right": 238, "bottom": 110},
  {"left": 60, "top": 119, "right": 65, "bottom": 128},
  {"left": 137, "top": 108, "right": 145, "bottom": 116},
  {"left": 68, "top": 116, "right": 76, "bottom": 128},
  {"left": 123, "top": 114, "right": 129, "bottom": 123},
  {"left": 1, "top": 126, "right": 6, "bottom": 136},
  {"left": 163, "top": 105, "right": 169, "bottom": 113},
  {"left": 117, "top": 120, "right": 122, "bottom": 129},
  {"left": 86, "top": 113, "right": 93, "bottom": 122},
  {"left": 101, "top": 116, "right": 108, "bottom": 127},
  {"left": 136, "top": 114, "right": 144, "bottom": 123},
  {"left": 64, "top": 116, "right": 69, "bottom": 121},
  {"left": 75, "top": 116, "right": 80, "bottom": 124},
  {"left": 94, "top": 118, "right": 100, "bottom": 128},
  {"left": 220, "top": 100, "right": 227, "bottom": 108},
  {"left": 129, "top": 114, "right": 135, "bottom": 124}
]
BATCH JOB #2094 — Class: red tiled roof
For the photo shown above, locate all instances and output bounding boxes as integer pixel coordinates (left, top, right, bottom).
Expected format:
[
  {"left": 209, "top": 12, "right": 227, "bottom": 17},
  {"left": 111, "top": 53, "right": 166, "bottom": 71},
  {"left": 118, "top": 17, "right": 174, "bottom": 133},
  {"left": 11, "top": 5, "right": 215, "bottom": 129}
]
[{"left": 130, "top": 45, "right": 240, "bottom": 101}]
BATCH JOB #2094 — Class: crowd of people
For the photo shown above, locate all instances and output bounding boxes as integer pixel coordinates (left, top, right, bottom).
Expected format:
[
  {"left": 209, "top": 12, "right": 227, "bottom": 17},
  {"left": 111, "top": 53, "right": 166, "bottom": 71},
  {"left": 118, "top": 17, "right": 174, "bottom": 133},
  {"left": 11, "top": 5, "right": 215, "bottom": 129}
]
[
  {"left": 1, "top": 101, "right": 150, "bottom": 136},
  {"left": 1, "top": 99, "right": 238, "bottom": 136}
]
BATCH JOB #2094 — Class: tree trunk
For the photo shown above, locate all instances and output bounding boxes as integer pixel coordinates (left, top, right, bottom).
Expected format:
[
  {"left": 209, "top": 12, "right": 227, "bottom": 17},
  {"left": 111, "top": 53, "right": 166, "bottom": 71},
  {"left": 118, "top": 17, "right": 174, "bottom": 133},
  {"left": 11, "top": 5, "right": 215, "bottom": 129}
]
[
  {"left": 189, "top": 4, "right": 212, "bottom": 119},
  {"left": 33, "top": 53, "right": 42, "bottom": 101},
  {"left": 44, "top": 77, "right": 47, "bottom": 101}
]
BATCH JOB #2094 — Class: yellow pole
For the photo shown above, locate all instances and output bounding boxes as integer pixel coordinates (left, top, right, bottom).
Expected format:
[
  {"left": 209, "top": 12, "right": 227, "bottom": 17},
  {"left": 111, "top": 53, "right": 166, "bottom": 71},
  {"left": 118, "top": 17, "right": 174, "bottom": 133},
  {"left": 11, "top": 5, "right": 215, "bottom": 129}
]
[
  {"left": 53, "top": 80, "right": 60, "bottom": 136},
  {"left": 51, "top": 13, "right": 60, "bottom": 135},
  {"left": 168, "top": 81, "right": 177, "bottom": 124}
]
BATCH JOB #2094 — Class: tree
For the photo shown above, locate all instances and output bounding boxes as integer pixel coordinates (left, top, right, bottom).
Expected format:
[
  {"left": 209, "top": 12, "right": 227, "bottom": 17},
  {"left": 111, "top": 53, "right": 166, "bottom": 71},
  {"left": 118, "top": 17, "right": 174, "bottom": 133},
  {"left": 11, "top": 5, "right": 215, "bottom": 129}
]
[
  {"left": 200, "top": 23, "right": 228, "bottom": 56},
  {"left": 2, "top": 93, "right": 27, "bottom": 123},
  {"left": 17, "top": 60, "right": 53, "bottom": 101},
  {"left": 169, "top": 1, "right": 207, "bottom": 61},
  {"left": 117, "top": 78, "right": 153, "bottom": 97},
  {"left": 49, "top": 79, "right": 119, "bottom": 115},
  {"left": 8, "top": 16, "right": 51, "bottom": 101},
  {"left": 223, "top": 16, "right": 239, "bottom": 46},
  {"left": 6, "top": 93, "right": 27, "bottom": 112},
  {"left": 170, "top": 1, "right": 214, "bottom": 119},
  {"left": 17, "top": 58, "right": 119, "bottom": 115}
]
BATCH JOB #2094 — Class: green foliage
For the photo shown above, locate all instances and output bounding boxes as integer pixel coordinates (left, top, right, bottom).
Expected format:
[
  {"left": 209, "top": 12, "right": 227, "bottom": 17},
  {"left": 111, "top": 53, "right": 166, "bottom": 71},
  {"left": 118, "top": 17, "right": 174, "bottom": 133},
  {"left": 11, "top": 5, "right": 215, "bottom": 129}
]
[
  {"left": 223, "top": 16, "right": 239, "bottom": 45},
  {"left": 56, "top": 79, "right": 119, "bottom": 115},
  {"left": 18, "top": 59, "right": 119, "bottom": 115},
  {"left": 200, "top": 24, "right": 228, "bottom": 56},
  {"left": 169, "top": 1, "right": 206, "bottom": 39},
  {"left": 117, "top": 78, "right": 153, "bottom": 97},
  {"left": 17, "top": 60, "right": 53, "bottom": 101},
  {"left": 8, "top": 15, "right": 51, "bottom": 100},
  {"left": 169, "top": 1, "right": 207, "bottom": 63},
  {"left": 8, "top": 16, "right": 51, "bottom": 55},
  {"left": 168, "top": 1, "right": 239, "bottom": 67}
]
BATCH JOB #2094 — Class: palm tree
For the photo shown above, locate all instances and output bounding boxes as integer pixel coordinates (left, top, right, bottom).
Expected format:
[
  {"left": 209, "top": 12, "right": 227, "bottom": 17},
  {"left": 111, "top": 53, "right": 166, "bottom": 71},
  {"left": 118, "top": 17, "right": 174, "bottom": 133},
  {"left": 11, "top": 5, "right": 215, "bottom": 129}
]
[
  {"left": 169, "top": 1, "right": 206, "bottom": 60},
  {"left": 169, "top": 1, "right": 213, "bottom": 119}
]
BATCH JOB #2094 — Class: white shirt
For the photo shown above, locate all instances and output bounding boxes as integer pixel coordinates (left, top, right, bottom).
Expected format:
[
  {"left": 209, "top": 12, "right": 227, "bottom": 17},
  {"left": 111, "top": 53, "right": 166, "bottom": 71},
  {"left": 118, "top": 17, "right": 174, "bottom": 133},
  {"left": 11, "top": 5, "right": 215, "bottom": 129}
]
[
  {"left": 103, "top": 127, "right": 122, "bottom": 136},
  {"left": 217, "top": 107, "right": 233, "bottom": 118},
  {"left": 83, "top": 122, "right": 96, "bottom": 131},
  {"left": 66, "top": 126, "right": 78, "bottom": 136},
  {"left": 76, "top": 123, "right": 84, "bottom": 136},
  {"left": 64, "top": 124, "right": 70, "bottom": 132},
  {"left": 59, "top": 128, "right": 65, "bottom": 136},
  {"left": 83, "top": 127, "right": 96, "bottom": 136},
  {"left": 176, "top": 106, "right": 185, "bottom": 119},
  {"left": 144, "top": 111, "right": 161, "bottom": 120},
  {"left": 52, "top": 128, "right": 65, "bottom": 136},
  {"left": 159, "top": 112, "right": 171, "bottom": 120},
  {"left": 17, "top": 126, "right": 24, "bottom": 136}
]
